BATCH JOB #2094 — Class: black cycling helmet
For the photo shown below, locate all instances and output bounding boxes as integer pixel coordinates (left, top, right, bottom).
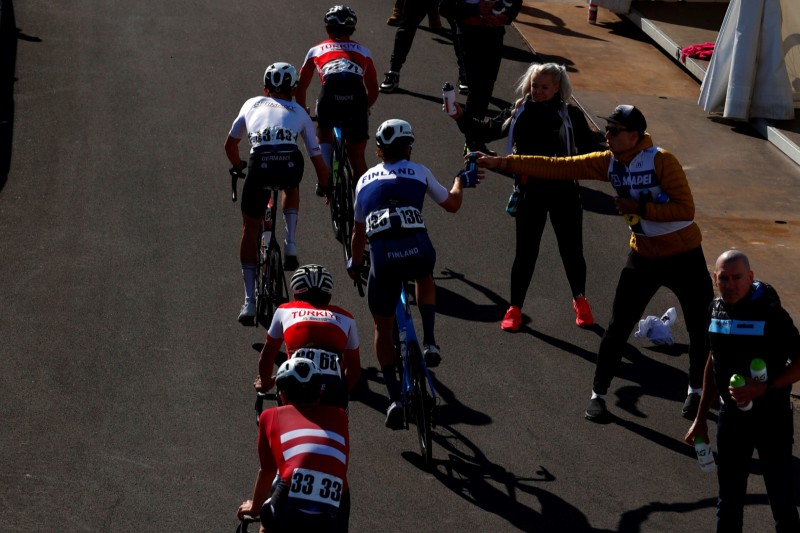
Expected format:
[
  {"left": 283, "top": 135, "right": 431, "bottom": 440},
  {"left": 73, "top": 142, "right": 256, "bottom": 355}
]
[
  {"left": 263, "top": 62, "right": 299, "bottom": 94},
  {"left": 291, "top": 264, "right": 334, "bottom": 301},
  {"left": 276, "top": 357, "right": 322, "bottom": 404},
  {"left": 324, "top": 5, "right": 357, "bottom": 29},
  {"left": 376, "top": 119, "right": 415, "bottom": 148}
]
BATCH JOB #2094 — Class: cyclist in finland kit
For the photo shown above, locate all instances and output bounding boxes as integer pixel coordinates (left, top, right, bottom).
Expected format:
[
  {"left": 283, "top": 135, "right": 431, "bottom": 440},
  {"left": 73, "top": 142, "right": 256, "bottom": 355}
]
[
  {"left": 348, "top": 119, "right": 480, "bottom": 428},
  {"left": 296, "top": 5, "right": 379, "bottom": 183},
  {"left": 237, "top": 358, "right": 351, "bottom": 533},
  {"left": 225, "top": 62, "right": 330, "bottom": 325},
  {"left": 256, "top": 264, "right": 361, "bottom": 409}
]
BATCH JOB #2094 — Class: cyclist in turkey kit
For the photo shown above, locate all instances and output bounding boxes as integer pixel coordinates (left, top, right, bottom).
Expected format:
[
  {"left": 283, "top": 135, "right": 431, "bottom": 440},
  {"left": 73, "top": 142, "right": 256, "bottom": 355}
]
[
  {"left": 348, "top": 119, "right": 480, "bottom": 429},
  {"left": 256, "top": 264, "right": 361, "bottom": 409},
  {"left": 237, "top": 357, "right": 350, "bottom": 533},
  {"left": 225, "top": 62, "right": 330, "bottom": 325},
  {"left": 296, "top": 5, "right": 379, "bottom": 182}
]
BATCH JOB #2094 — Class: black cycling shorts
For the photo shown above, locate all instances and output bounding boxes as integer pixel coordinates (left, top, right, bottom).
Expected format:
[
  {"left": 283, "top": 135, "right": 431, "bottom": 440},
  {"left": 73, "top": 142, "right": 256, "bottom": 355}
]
[
  {"left": 316, "top": 73, "right": 369, "bottom": 144},
  {"left": 367, "top": 232, "right": 436, "bottom": 317},
  {"left": 241, "top": 149, "right": 304, "bottom": 219}
]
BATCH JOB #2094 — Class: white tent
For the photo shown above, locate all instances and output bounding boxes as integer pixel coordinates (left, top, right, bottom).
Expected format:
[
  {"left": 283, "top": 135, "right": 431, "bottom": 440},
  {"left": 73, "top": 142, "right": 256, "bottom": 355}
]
[{"left": 699, "top": 0, "right": 800, "bottom": 120}]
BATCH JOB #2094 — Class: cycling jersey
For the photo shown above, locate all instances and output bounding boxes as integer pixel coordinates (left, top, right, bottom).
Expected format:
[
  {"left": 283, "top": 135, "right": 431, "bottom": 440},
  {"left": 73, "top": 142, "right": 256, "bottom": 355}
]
[
  {"left": 267, "top": 301, "right": 359, "bottom": 408},
  {"left": 229, "top": 96, "right": 321, "bottom": 218},
  {"left": 259, "top": 404, "right": 349, "bottom": 520},
  {"left": 354, "top": 160, "right": 448, "bottom": 316},
  {"left": 302, "top": 39, "right": 376, "bottom": 143}
]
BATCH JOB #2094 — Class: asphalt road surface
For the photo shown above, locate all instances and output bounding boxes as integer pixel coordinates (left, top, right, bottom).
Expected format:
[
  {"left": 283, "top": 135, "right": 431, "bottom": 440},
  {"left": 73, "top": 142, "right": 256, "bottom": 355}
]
[{"left": 2, "top": 0, "right": 798, "bottom": 531}]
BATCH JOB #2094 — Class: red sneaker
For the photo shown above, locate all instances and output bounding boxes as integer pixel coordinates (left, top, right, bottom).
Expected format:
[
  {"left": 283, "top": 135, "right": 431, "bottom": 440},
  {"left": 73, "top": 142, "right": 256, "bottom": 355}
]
[
  {"left": 501, "top": 306, "right": 522, "bottom": 332},
  {"left": 573, "top": 297, "right": 594, "bottom": 326}
]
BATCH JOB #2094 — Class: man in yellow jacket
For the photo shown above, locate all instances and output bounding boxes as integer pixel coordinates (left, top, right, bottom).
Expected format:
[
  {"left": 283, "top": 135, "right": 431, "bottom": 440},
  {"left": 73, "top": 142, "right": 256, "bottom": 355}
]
[{"left": 477, "top": 104, "right": 714, "bottom": 422}]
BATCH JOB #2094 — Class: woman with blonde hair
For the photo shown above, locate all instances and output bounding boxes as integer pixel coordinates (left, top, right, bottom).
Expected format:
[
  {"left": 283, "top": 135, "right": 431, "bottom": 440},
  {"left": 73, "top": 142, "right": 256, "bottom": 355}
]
[{"left": 450, "top": 62, "right": 600, "bottom": 331}]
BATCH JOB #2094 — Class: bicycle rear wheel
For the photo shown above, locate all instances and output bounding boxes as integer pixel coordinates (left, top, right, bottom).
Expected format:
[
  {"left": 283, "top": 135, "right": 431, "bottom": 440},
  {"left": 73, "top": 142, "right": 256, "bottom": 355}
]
[
  {"left": 254, "top": 234, "right": 269, "bottom": 327},
  {"left": 409, "top": 342, "right": 433, "bottom": 467},
  {"left": 339, "top": 159, "right": 355, "bottom": 262},
  {"left": 266, "top": 245, "right": 285, "bottom": 322}
]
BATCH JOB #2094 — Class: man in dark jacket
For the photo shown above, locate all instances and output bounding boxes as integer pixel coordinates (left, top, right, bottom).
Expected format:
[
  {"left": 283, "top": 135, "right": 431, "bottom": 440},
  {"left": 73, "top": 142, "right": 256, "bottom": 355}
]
[{"left": 685, "top": 249, "right": 800, "bottom": 533}]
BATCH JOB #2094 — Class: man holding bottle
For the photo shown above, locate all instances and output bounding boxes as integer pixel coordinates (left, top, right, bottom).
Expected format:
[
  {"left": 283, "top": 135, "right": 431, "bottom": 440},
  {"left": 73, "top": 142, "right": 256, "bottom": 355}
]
[{"left": 685, "top": 249, "right": 800, "bottom": 533}]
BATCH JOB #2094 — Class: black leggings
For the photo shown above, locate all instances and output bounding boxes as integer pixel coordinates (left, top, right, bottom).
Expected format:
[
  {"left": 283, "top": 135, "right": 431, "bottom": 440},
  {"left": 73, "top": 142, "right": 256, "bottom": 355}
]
[
  {"left": 593, "top": 245, "right": 714, "bottom": 394},
  {"left": 509, "top": 179, "right": 586, "bottom": 308}
]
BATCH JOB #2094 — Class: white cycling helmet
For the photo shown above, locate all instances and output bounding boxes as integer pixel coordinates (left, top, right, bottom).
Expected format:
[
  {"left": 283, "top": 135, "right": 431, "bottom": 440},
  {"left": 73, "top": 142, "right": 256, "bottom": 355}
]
[
  {"left": 263, "top": 62, "right": 298, "bottom": 94},
  {"left": 376, "top": 119, "right": 415, "bottom": 148},
  {"left": 324, "top": 5, "right": 357, "bottom": 28},
  {"left": 291, "top": 264, "right": 334, "bottom": 297},
  {"left": 276, "top": 357, "right": 322, "bottom": 403}
]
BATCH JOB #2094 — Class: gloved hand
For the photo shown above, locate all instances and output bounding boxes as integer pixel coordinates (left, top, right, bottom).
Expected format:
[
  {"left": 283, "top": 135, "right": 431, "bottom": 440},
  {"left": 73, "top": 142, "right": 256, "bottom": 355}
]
[
  {"left": 457, "top": 168, "right": 479, "bottom": 188},
  {"left": 346, "top": 256, "right": 363, "bottom": 280}
]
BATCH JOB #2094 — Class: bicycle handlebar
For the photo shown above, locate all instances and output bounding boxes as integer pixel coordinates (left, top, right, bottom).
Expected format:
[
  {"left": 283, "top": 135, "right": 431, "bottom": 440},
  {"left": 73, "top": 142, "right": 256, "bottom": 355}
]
[
  {"left": 237, "top": 514, "right": 260, "bottom": 533},
  {"left": 229, "top": 165, "right": 246, "bottom": 202}
]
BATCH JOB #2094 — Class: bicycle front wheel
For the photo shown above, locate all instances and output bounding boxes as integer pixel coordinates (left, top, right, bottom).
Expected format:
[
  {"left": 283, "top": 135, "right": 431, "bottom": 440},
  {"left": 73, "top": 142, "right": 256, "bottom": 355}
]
[{"left": 409, "top": 342, "right": 433, "bottom": 467}]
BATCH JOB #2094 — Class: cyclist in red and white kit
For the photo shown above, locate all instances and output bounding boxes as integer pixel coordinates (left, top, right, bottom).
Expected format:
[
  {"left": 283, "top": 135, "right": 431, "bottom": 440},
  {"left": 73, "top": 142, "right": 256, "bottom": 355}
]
[
  {"left": 238, "top": 357, "right": 350, "bottom": 533},
  {"left": 225, "top": 63, "right": 330, "bottom": 325},
  {"left": 256, "top": 264, "right": 360, "bottom": 409},
  {"left": 296, "top": 5, "right": 379, "bottom": 182}
]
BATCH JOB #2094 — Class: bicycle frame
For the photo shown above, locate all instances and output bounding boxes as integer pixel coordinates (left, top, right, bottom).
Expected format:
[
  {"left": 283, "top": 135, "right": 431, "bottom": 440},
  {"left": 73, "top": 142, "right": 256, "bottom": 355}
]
[{"left": 394, "top": 281, "right": 437, "bottom": 466}]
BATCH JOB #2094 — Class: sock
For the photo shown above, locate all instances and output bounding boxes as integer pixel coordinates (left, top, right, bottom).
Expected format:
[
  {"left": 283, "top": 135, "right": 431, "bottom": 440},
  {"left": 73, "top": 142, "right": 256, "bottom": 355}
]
[
  {"left": 420, "top": 304, "right": 436, "bottom": 347},
  {"left": 382, "top": 365, "right": 401, "bottom": 402},
  {"left": 591, "top": 391, "right": 606, "bottom": 400},
  {"left": 283, "top": 208, "right": 298, "bottom": 249},
  {"left": 242, "top": 264, "right": 256, "bottom": 303}
]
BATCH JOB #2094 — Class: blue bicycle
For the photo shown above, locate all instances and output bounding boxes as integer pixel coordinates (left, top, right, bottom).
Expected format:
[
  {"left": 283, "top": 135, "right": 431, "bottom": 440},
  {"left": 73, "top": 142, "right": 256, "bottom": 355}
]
[{"left": 393, "top": 281, "right": 438, "bottom": 467}]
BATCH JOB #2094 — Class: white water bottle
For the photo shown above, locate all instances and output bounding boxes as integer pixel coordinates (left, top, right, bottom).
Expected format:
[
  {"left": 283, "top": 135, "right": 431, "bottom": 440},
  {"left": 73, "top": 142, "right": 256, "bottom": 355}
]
[
  {"left": 750, "top": 358, "right": 768, "bottom": 383},
  {"left": 730, "top": 374, "right": 753, "bottom": 411},
  {"left": 694, "top": 436, "right": 716, "bottom": 473},
  {"left": 442, "top": 82, "right": 457, "bottom": 116}
]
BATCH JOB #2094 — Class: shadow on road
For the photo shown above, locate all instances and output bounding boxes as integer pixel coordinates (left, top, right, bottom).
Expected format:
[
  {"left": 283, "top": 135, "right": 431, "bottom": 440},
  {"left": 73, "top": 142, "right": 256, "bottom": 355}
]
[
  {"left": 434, "top": 268, "right": 508, "bottom": 322},
  {"left": 408, "top": 424, "right": 614, "bottom": 532}
]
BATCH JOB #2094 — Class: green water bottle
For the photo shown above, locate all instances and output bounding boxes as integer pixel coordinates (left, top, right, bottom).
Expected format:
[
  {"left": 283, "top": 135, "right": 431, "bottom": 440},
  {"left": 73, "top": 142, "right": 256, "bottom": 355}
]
[
  {"left": 750, "top": 358, "right": 768, "bottom": 383},
  {"left": 730, "top": 374, "right": 753, "bottom": 411}
]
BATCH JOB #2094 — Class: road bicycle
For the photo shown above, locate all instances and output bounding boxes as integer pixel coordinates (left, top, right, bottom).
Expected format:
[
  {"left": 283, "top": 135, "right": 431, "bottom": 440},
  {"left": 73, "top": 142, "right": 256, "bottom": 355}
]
[
  {"left": 327, "top": 126, "right": 366, "bottom": 296},
  {"left": 230, "top": 167, "right": 289, "bottom": 327},
  {"left": 236, "top": 514, "right": 260, "bottom": 533},
  {"left": 393, "top": 281, "right": 438, "bottom": 468}
]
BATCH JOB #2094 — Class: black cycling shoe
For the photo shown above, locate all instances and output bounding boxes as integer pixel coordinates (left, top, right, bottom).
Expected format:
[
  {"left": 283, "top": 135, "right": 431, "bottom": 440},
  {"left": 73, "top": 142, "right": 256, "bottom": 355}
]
[
  {"left": 423, "top": 344, "right": 441, "bottom": 367},
  {"left": 385, "top": 401, "right": 405, "bottom": 430}
]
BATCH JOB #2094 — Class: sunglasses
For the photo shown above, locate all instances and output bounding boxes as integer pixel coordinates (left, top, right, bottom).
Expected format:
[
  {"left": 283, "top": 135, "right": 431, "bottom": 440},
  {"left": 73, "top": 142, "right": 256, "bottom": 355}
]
[{"left": 605, "top": 126, "right": 632, "bottom": 136}]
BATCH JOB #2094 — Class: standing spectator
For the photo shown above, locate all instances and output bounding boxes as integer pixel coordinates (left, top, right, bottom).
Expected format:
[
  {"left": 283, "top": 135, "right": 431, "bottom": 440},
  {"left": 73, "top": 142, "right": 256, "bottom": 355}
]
[
  {"left": 440, "top": 0, "right": 522, "bottom": 152},
  {"left": 449, "top": 62, "right": 600, "bottom": 331},
  {"left": 476, "top": 104, "right": 715, "bottom": 421},
  {"left": 380, "top": 0, "right": 463, "bottom": 94},
  {"left": 685, "top": 250, "right": 800, "bottom": 533},
  {"left": 387, "top": 0, "right": 442, "bottom": 28}
]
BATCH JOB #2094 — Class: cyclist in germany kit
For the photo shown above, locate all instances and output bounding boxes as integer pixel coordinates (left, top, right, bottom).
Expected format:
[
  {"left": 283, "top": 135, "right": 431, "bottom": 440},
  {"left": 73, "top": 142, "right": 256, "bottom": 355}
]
[
  {"left": 237, "top": 358, "right": 350, "bottom": 533},
  {"left": 347, "top": 119, "right": 480, "bottom": 429},
  {"left": 256, "top": 264, "right": 361, "bottom": 409},
  {"left": 225, "top": 62, "right": 330, "bottom": 325},
  {"left": 296, "top": 5, "right": 379, "bottom": 183}
]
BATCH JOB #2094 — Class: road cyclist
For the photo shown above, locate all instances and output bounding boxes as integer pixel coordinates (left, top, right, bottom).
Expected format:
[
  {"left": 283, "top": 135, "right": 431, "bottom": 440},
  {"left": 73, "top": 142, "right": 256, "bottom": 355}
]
[
  {"left": 255, "top": 264, "right": 361, "bottom": 410},
  {"left": 347, "top": 118, "right": 481, "bottom": 429},
  {"left": 225, "top": 62, "right": 330, "bottom": 325},
  {"left": 296, "top": 4, "right": 379, "bottom": 186},
  {"left": 237, "top": 357, "right": 350, "bottom": 533}
]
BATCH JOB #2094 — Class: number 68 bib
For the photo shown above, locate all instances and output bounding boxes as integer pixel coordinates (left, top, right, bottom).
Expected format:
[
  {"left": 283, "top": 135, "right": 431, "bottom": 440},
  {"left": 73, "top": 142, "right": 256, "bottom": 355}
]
[{"left": 293, "top": 348, "right": 343, "bottom": 380}]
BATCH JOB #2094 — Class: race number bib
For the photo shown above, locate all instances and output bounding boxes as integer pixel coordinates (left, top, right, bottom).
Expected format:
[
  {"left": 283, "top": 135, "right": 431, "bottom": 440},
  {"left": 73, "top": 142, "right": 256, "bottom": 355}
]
[
  {"left": 365, "top": 207, "right": 425, "bottom": 237},
  {"left": 396, "top": 207, "right": 425, "bottom": 230},
  {"left": 293, "top": 348, "right": 342, "bottom": 379},
  {"left": 321, "top": 58, "right": 364, "bottom": 78},
  {"left": 289, "top": 468, "right": 343, "bottom": 509},
  {"left": 248, "top": 126, "right": 298, "bottom": 149}
]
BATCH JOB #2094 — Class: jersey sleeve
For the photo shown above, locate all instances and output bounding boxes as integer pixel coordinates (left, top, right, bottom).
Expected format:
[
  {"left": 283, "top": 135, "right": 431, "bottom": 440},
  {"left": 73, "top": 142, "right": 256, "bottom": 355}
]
[
  {"left": 424, "top": 166, "right": 450, "bottom": 205},
  {"left": 297, "top": 107, "right": 322, "bottom": 157},
  {"left": 257, "top": 410, "right": 278, "bottom": 472},
  {"left": 228, "top": 99, "right": 252, "bottom": 140},
  {"left": 267, "top": 308, "right": 286, "bottom": 340}
]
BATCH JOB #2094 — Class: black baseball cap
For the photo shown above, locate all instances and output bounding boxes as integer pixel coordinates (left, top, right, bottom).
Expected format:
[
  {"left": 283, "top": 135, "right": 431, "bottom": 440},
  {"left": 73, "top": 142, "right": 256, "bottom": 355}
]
[{"left": 599, "top": 105, "right": 647, "bottom": 132}]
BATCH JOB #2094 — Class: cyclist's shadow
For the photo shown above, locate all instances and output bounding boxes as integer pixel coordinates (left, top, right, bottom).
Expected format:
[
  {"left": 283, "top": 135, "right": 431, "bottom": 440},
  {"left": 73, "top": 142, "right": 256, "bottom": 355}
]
[
  {"left": 433, "top": 268, "right": 509, "bottom": 323},
  {"left": 405, "top": 424, "right": 613, "bottom": 532}
]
